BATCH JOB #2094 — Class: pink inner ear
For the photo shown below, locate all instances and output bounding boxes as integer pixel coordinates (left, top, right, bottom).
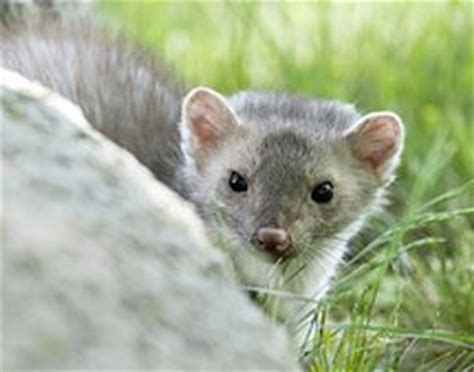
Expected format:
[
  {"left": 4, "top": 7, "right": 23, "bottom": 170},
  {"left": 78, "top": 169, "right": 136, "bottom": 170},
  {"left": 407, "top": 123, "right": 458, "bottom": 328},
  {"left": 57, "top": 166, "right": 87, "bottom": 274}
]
[
  {"left": 190, "top": 112, "right": 219, "bottom": 147},
  {"left": 354, "top": 116, "right": 401, "bottom": 171},
  {"left": 184, "top": 89, "right": 237, "bottom": 150}
]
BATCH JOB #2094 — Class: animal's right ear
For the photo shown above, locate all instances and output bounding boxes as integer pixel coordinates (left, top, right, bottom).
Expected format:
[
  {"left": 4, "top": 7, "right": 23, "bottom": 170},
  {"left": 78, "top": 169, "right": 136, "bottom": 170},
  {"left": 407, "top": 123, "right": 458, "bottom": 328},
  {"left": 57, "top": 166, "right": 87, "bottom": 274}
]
[{"left": 181, "top": 87, "right": 239, "bottom": 166}]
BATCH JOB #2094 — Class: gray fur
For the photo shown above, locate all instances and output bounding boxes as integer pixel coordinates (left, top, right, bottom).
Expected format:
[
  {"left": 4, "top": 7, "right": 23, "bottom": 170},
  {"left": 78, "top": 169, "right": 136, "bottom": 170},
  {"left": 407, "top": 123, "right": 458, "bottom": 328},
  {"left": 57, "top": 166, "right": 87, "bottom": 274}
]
[
  {"left": 230, "top": 91, "right": 360, "bottom": 134},
  {"left": 1, "top": 19, "right": 185, "bottom": 189},
  {"left": 181, "top": 90, "right": 403, "bottom": 344}
]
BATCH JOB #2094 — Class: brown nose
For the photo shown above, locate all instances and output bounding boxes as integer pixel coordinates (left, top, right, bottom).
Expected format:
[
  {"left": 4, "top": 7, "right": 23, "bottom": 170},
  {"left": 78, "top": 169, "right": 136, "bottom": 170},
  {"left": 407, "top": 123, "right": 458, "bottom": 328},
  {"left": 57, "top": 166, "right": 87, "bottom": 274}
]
[{"left": 255, "top": 227, "right": 290, "bottom": 255}]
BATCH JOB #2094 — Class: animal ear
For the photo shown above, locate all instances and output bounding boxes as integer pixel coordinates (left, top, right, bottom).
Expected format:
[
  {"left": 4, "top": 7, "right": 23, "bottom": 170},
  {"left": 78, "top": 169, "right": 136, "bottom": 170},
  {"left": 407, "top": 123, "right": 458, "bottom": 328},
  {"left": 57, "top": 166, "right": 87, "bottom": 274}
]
[
  {"left": 344, "top": 112, "right": 404, "bottom": 181},
  {"left": 181, "top": 87, "right": 239, "bottom": 163}
]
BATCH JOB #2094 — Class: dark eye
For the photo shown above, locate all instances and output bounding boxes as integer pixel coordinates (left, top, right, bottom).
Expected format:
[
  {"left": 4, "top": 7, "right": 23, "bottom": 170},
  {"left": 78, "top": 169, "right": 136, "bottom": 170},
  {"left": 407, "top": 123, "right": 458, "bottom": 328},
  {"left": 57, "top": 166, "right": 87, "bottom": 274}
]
[
  {"left": 311, "top": 181, "right": 333, "bottom": 203},
  {"left": 228, "top": 171, "right": 248, "bottom": 192}
]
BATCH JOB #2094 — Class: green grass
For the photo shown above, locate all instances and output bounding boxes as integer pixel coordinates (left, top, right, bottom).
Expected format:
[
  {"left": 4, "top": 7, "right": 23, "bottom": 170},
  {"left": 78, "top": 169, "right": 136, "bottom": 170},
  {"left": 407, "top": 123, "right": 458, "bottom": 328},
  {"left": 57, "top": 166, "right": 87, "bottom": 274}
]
[{"left": 99, "top": 2, "right": 473, "bottom": 370}]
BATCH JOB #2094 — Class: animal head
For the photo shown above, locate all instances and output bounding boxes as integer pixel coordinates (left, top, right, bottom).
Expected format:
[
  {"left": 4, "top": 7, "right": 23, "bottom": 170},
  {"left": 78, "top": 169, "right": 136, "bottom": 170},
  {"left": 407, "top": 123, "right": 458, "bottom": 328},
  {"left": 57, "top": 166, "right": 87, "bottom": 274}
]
[{"left": 180, "top": 87, "right": 404, "bottom": 264}]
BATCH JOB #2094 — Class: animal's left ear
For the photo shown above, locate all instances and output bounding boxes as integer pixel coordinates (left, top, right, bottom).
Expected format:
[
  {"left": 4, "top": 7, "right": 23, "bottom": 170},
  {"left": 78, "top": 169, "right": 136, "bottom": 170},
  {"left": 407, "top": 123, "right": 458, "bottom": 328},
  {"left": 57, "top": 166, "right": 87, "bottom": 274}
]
[{"left": 344, "top": 112, "right": 405, "bottom": 181}]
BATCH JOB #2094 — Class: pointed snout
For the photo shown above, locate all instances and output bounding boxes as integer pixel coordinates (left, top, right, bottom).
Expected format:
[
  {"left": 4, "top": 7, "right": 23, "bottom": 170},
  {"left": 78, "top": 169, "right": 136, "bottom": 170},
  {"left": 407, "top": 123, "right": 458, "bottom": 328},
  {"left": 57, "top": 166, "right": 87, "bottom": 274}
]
[{"left": 253, "top": 227, "right": 292, "bottom": 257}]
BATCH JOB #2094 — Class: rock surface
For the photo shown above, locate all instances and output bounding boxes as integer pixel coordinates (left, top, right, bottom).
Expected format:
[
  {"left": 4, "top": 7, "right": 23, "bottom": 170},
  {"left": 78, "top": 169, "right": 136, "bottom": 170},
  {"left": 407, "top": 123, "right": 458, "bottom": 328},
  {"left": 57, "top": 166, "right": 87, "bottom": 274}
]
[{"left": 1, "top": 69, "right": 299, "bottom": 370}]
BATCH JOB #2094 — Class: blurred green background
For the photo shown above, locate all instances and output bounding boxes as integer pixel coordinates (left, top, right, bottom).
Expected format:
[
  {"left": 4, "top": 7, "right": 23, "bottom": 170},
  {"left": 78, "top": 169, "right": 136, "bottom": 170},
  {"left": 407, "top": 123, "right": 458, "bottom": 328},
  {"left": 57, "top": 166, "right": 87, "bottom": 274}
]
[{"left": 100, "top": 2, "right": 473, "bottom": 370}]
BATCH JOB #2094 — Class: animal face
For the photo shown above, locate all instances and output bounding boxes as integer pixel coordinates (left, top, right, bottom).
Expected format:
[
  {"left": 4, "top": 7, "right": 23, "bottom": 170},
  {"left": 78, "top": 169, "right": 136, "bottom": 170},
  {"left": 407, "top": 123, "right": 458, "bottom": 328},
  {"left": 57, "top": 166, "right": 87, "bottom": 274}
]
[{"left": 180, "top": 88, "right": 404, "bottom": 264}]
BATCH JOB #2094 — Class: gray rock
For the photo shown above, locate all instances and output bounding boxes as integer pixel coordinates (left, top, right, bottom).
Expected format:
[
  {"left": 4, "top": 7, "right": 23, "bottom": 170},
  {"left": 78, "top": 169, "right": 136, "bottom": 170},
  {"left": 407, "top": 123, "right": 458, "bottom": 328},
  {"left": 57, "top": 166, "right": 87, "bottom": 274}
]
[{"left": 1, "top": 69, "right": 299, "bottom": 370}]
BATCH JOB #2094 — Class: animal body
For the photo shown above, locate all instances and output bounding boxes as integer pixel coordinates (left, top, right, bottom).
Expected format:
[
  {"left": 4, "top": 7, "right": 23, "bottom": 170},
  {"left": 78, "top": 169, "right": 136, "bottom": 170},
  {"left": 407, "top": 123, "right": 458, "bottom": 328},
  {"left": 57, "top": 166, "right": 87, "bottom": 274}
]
[{"left": 1, "top": 16, "right": 404, "bottom": 345}]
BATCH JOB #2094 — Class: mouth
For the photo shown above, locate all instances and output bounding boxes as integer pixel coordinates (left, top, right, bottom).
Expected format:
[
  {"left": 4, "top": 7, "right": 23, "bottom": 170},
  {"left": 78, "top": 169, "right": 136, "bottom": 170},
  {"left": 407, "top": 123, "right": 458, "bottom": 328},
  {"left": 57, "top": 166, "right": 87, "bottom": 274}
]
[
  {"left": 249, "top": 238, "right": 299, "bottom": 263},
  {"left": 266, "top": 249, "right": 299, "bottom": 263}
]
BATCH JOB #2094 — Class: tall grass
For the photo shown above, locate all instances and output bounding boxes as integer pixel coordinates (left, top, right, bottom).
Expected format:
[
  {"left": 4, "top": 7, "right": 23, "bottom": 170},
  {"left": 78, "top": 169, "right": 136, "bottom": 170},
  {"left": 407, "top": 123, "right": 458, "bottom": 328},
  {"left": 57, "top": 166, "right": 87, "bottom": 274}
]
[{"left": 100, "top": 2, "right": 473, "bottom": 369}]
